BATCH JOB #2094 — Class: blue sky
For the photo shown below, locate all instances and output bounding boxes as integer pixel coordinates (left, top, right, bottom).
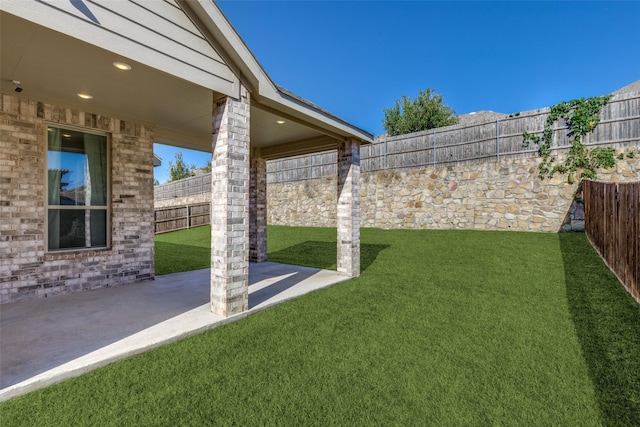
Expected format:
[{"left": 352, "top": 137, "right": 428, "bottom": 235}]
[{"left": 154, "top": 0, "right": 640, "bottom": 183}]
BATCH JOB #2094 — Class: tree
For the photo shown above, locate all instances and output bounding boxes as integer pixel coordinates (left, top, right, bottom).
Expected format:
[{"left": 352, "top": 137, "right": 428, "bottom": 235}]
[
  {"left": 383, "top": 88, "right": 457, "bottom": 136},
  {"left": 168, "top": 152, "right": 195, "bottom": 182}
]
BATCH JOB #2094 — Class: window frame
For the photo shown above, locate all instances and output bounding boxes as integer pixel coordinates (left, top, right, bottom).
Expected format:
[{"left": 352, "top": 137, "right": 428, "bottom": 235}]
[{"left": 45, "top": 123, "right": 111, "bottom": 253}]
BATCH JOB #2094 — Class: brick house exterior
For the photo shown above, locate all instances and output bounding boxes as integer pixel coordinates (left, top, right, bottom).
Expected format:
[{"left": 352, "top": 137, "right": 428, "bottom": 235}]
[
  {"left": 0, "top": 1, "right": 372, "bottom": 314},
  {"left": 1, "top": 96, "right": 155, "bottom": 303}
]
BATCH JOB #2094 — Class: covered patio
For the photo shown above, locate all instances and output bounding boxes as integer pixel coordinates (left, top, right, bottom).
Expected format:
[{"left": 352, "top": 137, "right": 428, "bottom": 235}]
[
  {"left": 1, "top": 1, "right": 372, "bottom": 311},
  {"left": 0, "top": 262, "right": 349, "bottom": 401}
]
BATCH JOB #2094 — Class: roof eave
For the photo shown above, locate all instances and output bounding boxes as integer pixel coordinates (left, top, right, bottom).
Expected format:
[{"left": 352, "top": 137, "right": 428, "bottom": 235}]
[{"left": 179, "top": 0, "right": 373, "bottom": 144}]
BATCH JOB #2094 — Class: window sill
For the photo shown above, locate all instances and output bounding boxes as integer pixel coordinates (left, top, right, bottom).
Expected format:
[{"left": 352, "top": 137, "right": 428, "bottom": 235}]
[{"left": 45, "top": 247, "right": 111, "bottom": 260}]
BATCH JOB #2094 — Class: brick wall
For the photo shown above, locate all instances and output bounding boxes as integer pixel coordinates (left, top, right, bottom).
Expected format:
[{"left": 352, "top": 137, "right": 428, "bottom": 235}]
[{"left": 0, "top": 95, "right": 155, "bottom": 303}]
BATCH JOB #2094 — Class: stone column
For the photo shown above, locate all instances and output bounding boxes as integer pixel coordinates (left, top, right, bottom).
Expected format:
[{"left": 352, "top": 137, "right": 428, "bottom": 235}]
[
  {"left": 210, "top": 86, "right": 250, "bottom": 316},
  {"left": 337, "top": 139, "right": 361, "bottom": 277},
  {"left": 250, "top": 149, "right": 267, "bottom": 263}
]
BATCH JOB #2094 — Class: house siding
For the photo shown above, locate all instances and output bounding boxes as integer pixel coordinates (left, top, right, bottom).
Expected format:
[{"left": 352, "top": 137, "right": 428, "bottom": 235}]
[{"left": 0, "top": 95, "right": 155, "bottom": 304}]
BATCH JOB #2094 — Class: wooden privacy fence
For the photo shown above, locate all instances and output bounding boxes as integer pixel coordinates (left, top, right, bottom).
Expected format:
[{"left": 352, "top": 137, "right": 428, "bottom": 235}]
[
  {"left": 155, "top": 174, "right": 210, "bottom": 202},
  {"left": 267, "top": 92, "right": 640, "bottom": 183},
  {"left": 153, "top": 92, "right": 639, "bottom": 192},
  {"left": 584, "top": 180, "right": 640, "bottom": 302},
  {"left": 154, "top": 202, "right": 210, "bottom": 234}
]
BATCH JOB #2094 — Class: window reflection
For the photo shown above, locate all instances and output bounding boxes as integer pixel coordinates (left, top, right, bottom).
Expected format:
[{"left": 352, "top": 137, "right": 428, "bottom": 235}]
[{"left": 47, "top": 127, "right": 108, "bottom": 251}]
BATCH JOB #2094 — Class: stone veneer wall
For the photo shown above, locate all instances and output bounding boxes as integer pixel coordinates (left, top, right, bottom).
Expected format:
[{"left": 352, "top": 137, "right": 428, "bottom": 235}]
[
  {"left": 0, "top": 95, "right": 155, "bottom": 303},
  {"left": 267, "top": 153, "right": 639, "bottom": 232},
  {"left": 155, "top": 193, "right": 210, "bottom": 208}
]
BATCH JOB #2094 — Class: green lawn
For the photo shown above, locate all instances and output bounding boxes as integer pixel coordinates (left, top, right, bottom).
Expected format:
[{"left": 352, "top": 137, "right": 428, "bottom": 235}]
[{"left": 2, "top": 226, "right": 639, "bottom": 426}]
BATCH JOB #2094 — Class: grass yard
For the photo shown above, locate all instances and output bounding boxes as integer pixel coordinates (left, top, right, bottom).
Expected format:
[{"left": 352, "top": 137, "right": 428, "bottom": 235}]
[{"left": 2, "top": 226, "right": 639, "bottom": 425}]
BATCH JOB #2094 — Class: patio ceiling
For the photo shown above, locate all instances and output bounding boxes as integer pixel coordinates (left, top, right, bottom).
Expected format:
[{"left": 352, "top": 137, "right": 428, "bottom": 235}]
[{"left": 1, "top": 10, "right": 371, "bottom": 159}]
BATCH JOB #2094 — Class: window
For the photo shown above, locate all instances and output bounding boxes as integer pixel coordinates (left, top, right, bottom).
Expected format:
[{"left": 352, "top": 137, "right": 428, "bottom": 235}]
[{"left": 47, "top": 126, "right": 109, "bottom": 251}]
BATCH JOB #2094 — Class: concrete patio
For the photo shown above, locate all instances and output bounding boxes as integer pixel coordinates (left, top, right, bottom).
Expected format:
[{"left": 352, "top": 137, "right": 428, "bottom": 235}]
[{"left": 0, "top": 262, "right": 348, "bottom": 402}]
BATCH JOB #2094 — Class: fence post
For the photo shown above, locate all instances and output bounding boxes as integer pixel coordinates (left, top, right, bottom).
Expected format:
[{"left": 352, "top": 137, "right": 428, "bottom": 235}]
[
  {"left": 187, "top": 204, "right": 191, "bottom": 229},
  {"left": 280, "top": 159, "right": 284, "bottom": 183},
  {"left": 432, "top": 129, "right": 436, "bottom": 167},
  {"left": 383, "top": 135, "right": 387, "bottom": 169},
  {"left": 496, "top": 118, "right": 500, "bottom": 161},
  {"left": 552, "top": 115, "right": 556, "bottom": 149}
]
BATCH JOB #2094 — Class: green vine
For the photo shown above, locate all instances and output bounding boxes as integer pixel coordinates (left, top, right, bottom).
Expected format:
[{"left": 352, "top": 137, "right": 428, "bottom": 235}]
[{"left": 523, "top": 95, "right": 614, "bottom": 183}]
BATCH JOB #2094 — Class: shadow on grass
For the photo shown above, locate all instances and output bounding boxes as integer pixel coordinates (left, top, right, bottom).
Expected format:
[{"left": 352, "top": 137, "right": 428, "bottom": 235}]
[
  {"left": 267, "top": 240, "right": 391, "bottom": 272},
  {"left": 559, "top": 233, "right": 640, "bottom": 426},
  {"left": 155, "top": 241, "right": 211, "bottom": 275}
]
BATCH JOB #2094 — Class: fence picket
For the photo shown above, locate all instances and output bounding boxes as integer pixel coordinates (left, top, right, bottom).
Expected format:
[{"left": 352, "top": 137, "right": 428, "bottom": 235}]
[
  {"left": 154, "top": 202, "right": 210, "bottom": 234},
  {"left": 584, "top": 180, "right": 640, "bottom": 303}
]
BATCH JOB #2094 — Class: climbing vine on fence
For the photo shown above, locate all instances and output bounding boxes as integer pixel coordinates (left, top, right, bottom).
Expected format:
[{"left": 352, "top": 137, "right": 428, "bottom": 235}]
[{"left": 523, "top": 95, "right": 614, "bottom": 183}]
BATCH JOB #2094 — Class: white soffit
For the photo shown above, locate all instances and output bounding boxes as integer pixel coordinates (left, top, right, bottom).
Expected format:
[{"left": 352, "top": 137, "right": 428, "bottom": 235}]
[
  {"left": 1, "top": 0, "right": 238, "bottom": 97},
  {"left": 1, "top": 11, "right": 214, "bottom": 150}
]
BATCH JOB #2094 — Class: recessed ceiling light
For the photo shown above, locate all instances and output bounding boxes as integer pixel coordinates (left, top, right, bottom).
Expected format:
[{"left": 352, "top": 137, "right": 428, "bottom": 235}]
[
  {"left": 113, "top": 62, "right": 132, "bottom": 71},
  {"left": 276, "top": 120, "right": 285, "bottom": 124},
  {"left": 77, "top": 93, "right": 93, "bottom": 100},
  {"left": 62, "top": 134, "right": 71, "bottom": 138}
]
